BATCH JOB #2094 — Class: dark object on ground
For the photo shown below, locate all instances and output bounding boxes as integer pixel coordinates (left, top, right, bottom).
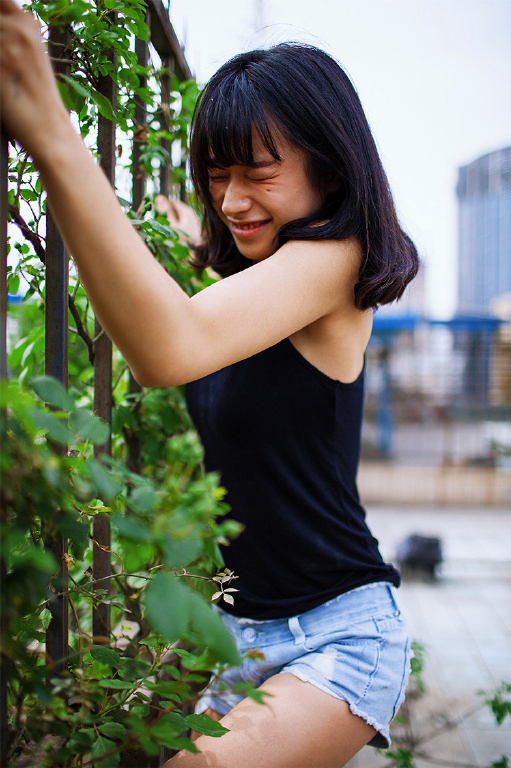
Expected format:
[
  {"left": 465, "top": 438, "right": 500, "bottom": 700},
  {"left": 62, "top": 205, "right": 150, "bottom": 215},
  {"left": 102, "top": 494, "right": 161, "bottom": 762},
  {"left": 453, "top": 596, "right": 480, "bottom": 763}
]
[{"left": 396, "top": 534, "right": 443, "bottom": 581}]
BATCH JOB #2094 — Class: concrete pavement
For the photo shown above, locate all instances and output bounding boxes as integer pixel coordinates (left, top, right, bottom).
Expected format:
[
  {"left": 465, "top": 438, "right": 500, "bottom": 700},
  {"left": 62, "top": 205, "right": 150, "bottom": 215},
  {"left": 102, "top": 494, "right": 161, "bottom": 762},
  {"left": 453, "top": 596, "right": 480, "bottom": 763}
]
[{"left": 346, "top": 505, "right": 511, "bottom": 768}]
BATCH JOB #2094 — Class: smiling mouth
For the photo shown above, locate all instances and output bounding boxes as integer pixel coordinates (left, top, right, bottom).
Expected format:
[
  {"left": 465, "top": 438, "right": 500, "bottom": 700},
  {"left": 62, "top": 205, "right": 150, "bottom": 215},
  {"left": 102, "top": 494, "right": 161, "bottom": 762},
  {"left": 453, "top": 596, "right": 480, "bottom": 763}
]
[{"left": 229, "top": 219, "right": 271, "bottom": 237}]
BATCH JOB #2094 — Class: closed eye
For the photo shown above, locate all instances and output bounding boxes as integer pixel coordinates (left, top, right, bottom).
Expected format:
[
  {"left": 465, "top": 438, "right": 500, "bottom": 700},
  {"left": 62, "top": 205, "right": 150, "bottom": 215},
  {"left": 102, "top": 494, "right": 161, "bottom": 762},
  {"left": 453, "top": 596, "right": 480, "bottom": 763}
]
[{"left": 247, "top": 174, "right": 276, "bottom": 182}]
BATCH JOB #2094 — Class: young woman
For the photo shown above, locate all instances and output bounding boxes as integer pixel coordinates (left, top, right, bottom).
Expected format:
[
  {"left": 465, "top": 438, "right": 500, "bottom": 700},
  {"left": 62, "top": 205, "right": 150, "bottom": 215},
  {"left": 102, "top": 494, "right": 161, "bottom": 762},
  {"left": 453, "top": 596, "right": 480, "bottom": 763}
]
[{"left": 0, "top": 3, "right": 419, "bottom": 765}]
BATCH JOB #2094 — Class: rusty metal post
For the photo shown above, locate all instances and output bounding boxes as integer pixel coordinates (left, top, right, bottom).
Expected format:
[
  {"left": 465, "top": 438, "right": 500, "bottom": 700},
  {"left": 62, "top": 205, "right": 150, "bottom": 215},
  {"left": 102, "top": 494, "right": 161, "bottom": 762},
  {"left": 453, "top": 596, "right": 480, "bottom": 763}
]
[
  {"left": 159, "top": 53, "right": 174, "bottom": 198},
  {"left": 45, "top": 25, "right": 70, "bottom": 677},
  {"left": 0, "top": 126, "right": 9, "bottom": 768},
  {"left": 133, "top": 31, "right": 149, "bottom": 208},
  {"left": 125, "top": 27, "right": 149, "bottom": 477},
  {"left": 92, "top": 21, "right": 117, "bottom": 643}
]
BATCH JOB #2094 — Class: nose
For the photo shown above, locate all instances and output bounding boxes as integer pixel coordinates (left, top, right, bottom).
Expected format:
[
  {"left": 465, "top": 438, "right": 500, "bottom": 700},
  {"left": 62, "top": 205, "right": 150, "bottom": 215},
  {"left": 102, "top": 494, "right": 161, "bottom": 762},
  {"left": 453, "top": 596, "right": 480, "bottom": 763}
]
[{"left": 221, "top": 178, "right": 252, "bottom": 217}]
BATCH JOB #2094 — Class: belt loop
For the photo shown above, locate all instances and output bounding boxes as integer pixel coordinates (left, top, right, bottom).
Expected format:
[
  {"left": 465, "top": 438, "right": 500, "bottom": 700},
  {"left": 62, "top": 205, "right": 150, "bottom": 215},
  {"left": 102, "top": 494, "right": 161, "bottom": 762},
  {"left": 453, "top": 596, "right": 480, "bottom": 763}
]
[{"left": 288, "top": 616, "right": 306, "bottom": 646}]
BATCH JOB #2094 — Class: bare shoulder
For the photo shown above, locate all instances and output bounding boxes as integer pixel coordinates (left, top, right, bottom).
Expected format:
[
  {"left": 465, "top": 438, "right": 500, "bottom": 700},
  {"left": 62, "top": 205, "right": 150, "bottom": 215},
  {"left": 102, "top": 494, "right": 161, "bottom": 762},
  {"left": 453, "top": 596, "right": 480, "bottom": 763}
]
[
  {"left": 281, "top": 238, "right": 372, "bottom": 383},
  {"left": 269, "top": 236, "right": 363, "bottom": 313},
  {"left": 276, "top": 236, "right": 363, "bottom": 278}
]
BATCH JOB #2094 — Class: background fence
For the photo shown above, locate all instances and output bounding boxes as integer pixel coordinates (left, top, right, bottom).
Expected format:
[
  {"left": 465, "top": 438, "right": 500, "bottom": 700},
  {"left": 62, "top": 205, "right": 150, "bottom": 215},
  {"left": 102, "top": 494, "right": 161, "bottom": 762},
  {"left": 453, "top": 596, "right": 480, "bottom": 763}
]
[{"left": 360, "top": 313, "right": 511, "bottom": 505}]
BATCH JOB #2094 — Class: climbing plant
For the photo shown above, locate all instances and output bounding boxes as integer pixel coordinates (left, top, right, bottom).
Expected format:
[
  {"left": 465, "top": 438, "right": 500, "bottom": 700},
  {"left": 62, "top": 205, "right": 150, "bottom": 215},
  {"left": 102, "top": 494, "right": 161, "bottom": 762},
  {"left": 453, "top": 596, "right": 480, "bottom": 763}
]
[{"left": 2, "top": 1, "right": 247, "bottom": 766}]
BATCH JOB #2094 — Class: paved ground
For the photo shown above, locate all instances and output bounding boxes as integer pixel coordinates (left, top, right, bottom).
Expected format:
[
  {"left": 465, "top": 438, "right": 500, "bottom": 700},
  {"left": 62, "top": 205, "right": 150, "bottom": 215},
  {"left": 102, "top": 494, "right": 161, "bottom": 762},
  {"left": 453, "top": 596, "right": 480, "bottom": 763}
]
[{"left": 346, "top": 505, "right": 511, "bottom": 768}]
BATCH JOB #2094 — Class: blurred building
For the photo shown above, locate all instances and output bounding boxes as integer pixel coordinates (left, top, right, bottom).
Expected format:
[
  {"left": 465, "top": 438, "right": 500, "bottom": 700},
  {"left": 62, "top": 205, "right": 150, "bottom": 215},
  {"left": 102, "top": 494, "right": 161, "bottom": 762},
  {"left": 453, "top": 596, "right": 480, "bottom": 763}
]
[
  {"left": 453, "top": 147, "right": 511, "bottom": 407},
  {"left": 361, "top": 148, "right": 511, "bottom": 464},
  {"left": 457, "top": 146, "right": 511, "bottom": 314}
]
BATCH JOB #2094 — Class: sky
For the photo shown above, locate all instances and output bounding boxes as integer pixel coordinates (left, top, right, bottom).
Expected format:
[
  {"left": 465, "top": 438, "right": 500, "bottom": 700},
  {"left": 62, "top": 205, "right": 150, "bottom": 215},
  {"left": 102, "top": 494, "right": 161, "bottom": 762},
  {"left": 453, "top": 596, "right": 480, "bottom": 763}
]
[{"left": 168, "top": 0, "right": 511, "bottom": 318}]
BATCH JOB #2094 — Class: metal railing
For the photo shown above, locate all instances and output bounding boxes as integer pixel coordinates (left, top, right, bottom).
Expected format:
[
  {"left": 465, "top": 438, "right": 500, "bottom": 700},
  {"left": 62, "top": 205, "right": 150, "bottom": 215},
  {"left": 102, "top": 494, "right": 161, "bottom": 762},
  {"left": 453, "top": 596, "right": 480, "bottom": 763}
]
[{"left": 0, "top": 3, "right": 192, "bottom": 757}]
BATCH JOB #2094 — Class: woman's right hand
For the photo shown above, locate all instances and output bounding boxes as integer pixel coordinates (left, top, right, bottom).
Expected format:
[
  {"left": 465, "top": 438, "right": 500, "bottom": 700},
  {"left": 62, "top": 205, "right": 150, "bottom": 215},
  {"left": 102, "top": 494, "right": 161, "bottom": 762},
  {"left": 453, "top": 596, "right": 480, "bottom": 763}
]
[{"left": 0, "top": 0, "right": 71, "bottom": 161}]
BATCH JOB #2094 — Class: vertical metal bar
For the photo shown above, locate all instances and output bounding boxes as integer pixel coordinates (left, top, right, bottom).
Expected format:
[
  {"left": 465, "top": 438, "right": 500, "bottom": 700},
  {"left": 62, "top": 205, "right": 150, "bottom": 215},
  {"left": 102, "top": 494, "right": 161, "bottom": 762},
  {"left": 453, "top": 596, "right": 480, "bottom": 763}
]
[
  {"left": 126, "top": 27, "right": 149, "bottom": 477},
  {"left": 159, "top": 53, "right": 174, "bottom": 198},
  {"left": 92, "top": 320, "right": 112, "bottom": 643},
  {"left": 45, "top": 25, "right": 70, "bottom": 677},
  {"left": 0, "top": 125, "right": 9, "bottom": 768},
  {"left": 132, "top": 31, "right": 149, "bottom": 209},
  {"left": 134, "top": 23, "right": 163, "bottom": 768},
  {"left": 92, "top": 18, "right": 117, "bottom": 643}
]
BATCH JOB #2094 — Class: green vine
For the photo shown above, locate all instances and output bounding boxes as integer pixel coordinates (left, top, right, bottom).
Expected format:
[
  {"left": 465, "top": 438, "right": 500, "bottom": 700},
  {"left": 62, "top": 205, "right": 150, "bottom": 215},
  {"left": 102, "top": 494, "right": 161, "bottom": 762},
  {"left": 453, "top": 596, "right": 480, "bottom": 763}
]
[{"left": 2, "top": 2, "right": 247, "bottom": 766}]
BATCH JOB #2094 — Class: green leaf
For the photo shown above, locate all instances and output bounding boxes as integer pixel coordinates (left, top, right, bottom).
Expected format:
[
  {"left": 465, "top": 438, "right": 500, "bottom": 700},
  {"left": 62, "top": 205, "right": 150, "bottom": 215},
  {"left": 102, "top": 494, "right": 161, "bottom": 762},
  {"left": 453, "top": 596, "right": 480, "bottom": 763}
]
[
  {"left": 87, "top": 459, "right": 123, "bottom": 501},
  {"left": 98, "top": 679, "right": 135, "bottom": 690},
  {"left": 185, "top": 713, "right": 229, "bottom": 737},
  {"left": 98, "top": 721, "right": 127, "bottom": 741},
  {"left": 123, "top": 541, "right": 156, "bottom": 572},
  {"left": 145, "top": 571, "right": 189, "bottom": 641},
  {"left": 112, "top": 515, "right": 153, "bottom": 542},
  {"left": 125, "top": 17, "right": 149, "bottom": 42},
  {"left": 128, "top": 484, "right": 158, "bottom": 513},
  {"left": 154, "top": 711, "right": 188, "bottom": 734},
  {"left": 90, "top": 88, "right": 116, "bottom": 121},
  {"left": 91, "top": 646, "right": 121, "bottom": 669},
  {"left": 112, "top": 404, "right": 137, "bottom": 432},
  {"left": 55, "top": 513, "right": 89, "bottom": 559},
  {"left": 70, "top": 729, "right": 95, "bottom": 749},
  {"left": 56, "top": 79, "right": 78, "bottom": 111},
  {"left": 90, "top": 735, "right": 119, "bottom": 767},
  {"left": 58, "top": 74, "right": 90, "bottom": 102},
  {"left": 147, "top": 729, "right": 197, "bottom": 752},
  {"left": 8, "top": 274, "right": 20, "bottom": 294},
  {"left": 70, "top": 408, "right": 110, "bottom": 444},
  {"left": 145, "top": 680, "right": 181, "bottom": 697},
  {"left": 148, "top": 220, "right": 178, "bottom": 239},
  {"left": 40, "top": 607, "right": 52, "bottom": 629},
  {"left": 30, "top": 409, "right": 74, "bottom": 444},
  {"left": 60, "top": 0, "right": 90, "bottom": 23},
  {"left": 119, "top": 657, "right": 151, "bottom": 682},
  {"left": 19, "top": 188, "right": 38, "bottom": 201},
  {"left": 163, "top": 537, "right": 202, "bottom": 568},
  {"left": 189, "top": 595, "right": 240, "bottom": 665},
  {"left": 31, "top": 375, "right": 75, "bottom": 412},
  {"left": 117, "top": 66, "right": 139, "bottom": 89},
  {"left": 14, "top": 547, "right": 57, "bottom": 574}
]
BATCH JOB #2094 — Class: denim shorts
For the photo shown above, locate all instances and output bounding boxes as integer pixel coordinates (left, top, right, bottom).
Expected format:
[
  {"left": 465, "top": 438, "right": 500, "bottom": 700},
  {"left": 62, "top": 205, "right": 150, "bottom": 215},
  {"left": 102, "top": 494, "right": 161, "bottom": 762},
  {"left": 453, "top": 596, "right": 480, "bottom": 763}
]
[{"left": 196, "top": 582, "right": 411, "bottom": 748}]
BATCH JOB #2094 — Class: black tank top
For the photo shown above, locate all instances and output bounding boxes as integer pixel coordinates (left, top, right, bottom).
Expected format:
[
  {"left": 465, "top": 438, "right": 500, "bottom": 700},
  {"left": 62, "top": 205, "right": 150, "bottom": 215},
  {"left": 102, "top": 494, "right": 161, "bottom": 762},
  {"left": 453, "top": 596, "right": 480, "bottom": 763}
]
[{"left": 186, "top": 338, "right": 400, "bottom": 619}]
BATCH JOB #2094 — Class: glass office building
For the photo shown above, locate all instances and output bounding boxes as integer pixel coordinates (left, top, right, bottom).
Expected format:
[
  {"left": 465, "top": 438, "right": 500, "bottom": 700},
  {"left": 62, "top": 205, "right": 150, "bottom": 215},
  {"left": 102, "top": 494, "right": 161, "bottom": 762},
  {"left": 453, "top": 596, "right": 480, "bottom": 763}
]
[{"left": 457, "top": 146, "right": 511, "bottom": 314}]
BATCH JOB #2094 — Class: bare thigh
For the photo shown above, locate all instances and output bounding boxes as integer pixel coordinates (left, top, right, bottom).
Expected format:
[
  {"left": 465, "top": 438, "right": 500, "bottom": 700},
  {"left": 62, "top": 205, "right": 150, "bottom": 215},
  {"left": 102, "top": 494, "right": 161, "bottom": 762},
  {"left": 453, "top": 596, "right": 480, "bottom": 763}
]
[{"left": 163, "top": 672, "right": 376, "bottom": 768}]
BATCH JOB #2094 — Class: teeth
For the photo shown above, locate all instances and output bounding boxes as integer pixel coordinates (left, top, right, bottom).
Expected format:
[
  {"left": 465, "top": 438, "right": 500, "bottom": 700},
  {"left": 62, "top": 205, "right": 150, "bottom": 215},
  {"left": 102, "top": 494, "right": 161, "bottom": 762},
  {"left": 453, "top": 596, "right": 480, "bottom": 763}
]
[{"left": 234, "top": 221, "right": 264, "bottom": 230}]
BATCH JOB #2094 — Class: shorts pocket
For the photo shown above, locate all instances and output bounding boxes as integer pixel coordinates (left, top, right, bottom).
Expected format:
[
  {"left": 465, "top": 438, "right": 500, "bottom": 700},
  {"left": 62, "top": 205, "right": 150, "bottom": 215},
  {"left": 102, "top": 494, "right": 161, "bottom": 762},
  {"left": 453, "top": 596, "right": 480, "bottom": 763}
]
[
  {"left": 300, "top": 618, "right": 384, "bottom": 703},
  {"left": 373, "top": 614, "right": 411, "bottom": 719}
]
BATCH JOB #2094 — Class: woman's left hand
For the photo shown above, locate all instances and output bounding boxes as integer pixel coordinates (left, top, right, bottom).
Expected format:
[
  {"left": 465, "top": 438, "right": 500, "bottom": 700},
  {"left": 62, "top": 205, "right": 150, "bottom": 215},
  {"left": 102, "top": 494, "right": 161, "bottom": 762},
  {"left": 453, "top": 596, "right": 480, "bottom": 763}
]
[{"left": 154, "top": 195, "right": 203, "bottom": 249}]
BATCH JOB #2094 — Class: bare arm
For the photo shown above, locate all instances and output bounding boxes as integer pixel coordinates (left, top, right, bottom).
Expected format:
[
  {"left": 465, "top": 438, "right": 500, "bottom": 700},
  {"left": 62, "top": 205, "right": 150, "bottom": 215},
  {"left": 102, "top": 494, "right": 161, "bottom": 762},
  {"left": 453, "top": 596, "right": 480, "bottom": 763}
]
[{"left": 0, "top": 1, "right": 362, "bottom": 386}]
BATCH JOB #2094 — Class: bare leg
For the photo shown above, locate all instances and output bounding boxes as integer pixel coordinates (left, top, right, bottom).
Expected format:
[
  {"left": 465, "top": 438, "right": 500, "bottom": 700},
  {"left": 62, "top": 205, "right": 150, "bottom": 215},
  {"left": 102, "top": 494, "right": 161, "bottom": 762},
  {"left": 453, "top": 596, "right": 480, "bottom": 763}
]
[{"left": 163, "top": 672, "right": 376, "bottom": 768}]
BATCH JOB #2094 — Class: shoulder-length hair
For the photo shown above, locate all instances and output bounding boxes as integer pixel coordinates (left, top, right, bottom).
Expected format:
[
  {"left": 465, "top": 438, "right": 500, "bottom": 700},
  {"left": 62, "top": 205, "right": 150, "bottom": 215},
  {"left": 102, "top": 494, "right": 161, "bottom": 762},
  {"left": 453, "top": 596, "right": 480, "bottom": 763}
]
[{"left": 189, "top": 43, "right": 419, "bottom": 310}]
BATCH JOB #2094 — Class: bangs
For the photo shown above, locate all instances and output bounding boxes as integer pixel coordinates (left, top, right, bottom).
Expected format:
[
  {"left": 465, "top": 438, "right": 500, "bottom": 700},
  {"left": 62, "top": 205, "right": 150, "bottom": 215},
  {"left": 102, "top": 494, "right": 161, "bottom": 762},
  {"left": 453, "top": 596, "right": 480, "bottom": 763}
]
[{"left": 194, "top": 75, "right": 282, "bottom": 169}]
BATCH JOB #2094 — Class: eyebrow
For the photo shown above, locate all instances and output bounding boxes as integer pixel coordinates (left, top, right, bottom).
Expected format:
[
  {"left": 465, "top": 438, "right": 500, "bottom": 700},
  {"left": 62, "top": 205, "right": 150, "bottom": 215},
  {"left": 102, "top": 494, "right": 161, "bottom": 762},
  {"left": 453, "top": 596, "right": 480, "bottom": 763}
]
[
  {"left": 250, "top": 159, "right": 280, "bottom": 168},
  {"left": 207, "top": 158, "right": 280, "bottom": 171}
]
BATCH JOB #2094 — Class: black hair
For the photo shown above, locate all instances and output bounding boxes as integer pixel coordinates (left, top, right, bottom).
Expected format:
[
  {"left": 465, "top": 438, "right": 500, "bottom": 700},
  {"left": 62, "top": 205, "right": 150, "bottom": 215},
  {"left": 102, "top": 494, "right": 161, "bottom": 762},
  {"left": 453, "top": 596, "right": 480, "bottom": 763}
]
[{"left": 189, "top": 43, "right": 419, "bottom": 310}]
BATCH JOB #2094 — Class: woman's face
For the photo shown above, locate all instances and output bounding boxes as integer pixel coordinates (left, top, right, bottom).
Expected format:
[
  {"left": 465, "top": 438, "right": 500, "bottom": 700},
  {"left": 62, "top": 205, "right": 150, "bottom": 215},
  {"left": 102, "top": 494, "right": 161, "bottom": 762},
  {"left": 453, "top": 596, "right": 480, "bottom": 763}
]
[{"left": 208, "top": 132, "right": 325, "bottom": 262}]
